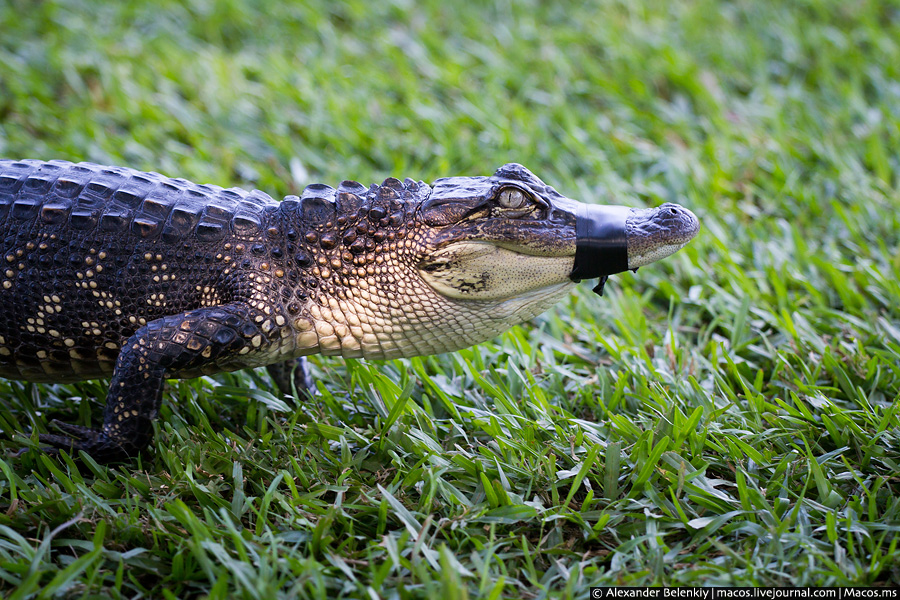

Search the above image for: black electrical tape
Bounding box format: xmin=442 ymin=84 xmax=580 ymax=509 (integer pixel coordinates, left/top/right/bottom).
xmin=570 ymin=204 xmax=631 ymax=281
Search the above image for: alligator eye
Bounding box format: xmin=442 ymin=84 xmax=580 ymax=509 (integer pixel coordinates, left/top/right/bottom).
xmin=497 ymin=187 xmax=528 ymax=209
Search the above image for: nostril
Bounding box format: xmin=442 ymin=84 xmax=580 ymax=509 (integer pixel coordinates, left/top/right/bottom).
xmin=659 ymin=205 xmax=678 ymax=217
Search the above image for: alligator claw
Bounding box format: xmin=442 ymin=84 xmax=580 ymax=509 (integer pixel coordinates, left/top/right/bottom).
xmin=35 ymin=421 xmax=132 ymax=463
xmin=36 ymin=433 xmax=78 ymax=451
xmin=48 ymin=421 xmax=100 ymax=440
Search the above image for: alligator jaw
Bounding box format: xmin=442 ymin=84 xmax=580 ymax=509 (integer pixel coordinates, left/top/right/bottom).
xmin=570 ymin=201 xmax=699 ymax=295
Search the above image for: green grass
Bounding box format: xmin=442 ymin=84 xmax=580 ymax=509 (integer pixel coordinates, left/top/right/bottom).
xmin=1 ymin=0 xmax=899 ymax=596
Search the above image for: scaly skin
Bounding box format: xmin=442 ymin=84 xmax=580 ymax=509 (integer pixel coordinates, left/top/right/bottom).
xmin=0 ymin=159 xmax=698 ymax=462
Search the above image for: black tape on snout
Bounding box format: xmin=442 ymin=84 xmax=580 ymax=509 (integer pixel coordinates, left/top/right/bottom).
xmin=570 ymin=204 xmax=631 ymax=296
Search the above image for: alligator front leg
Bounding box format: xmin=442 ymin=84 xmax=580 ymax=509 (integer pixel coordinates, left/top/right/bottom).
xmin=38 ymin=303 xmax=270 ymax=463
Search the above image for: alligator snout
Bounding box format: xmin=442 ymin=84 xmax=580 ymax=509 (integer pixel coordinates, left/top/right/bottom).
xmin=647 ymin=203 xmax=700 ymax=238
xmin=569 ymin=200 xmax=699 ymax=295
xmin=626 ymin=202 xmax=699 ymax=269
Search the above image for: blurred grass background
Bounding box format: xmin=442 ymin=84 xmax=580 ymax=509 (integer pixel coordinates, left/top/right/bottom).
xmin=1 ymin=0 xmax=899 ymax=596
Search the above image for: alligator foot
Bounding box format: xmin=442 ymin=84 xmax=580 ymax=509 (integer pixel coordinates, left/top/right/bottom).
xmin=37 ymin=421 xmax=132 ymax=463
xmin=266 ymin=357 xmax=315 ymax=399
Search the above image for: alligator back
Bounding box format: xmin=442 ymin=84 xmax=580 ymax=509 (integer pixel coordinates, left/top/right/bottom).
xmin=0 ymin=159 xmax=278 ymax=382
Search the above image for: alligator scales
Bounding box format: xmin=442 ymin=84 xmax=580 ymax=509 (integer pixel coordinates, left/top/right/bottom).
xmin=0 ymin=159 xmax=699 ymax=462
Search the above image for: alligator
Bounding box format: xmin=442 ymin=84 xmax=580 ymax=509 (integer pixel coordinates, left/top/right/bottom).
xmin=0 ymin=159 xmax=699 ymax=462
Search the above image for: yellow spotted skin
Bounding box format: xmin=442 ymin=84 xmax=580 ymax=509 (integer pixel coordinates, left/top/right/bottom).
xmin=0 ymin=159 xmax=590 ymax=462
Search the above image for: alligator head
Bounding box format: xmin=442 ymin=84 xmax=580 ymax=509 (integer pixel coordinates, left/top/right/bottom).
xmin=285 ymin=163 xmax=699 ymax=359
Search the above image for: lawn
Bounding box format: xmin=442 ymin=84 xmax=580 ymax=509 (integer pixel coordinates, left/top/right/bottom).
xmin=1 ymin=0 xmax=899 ymax=597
